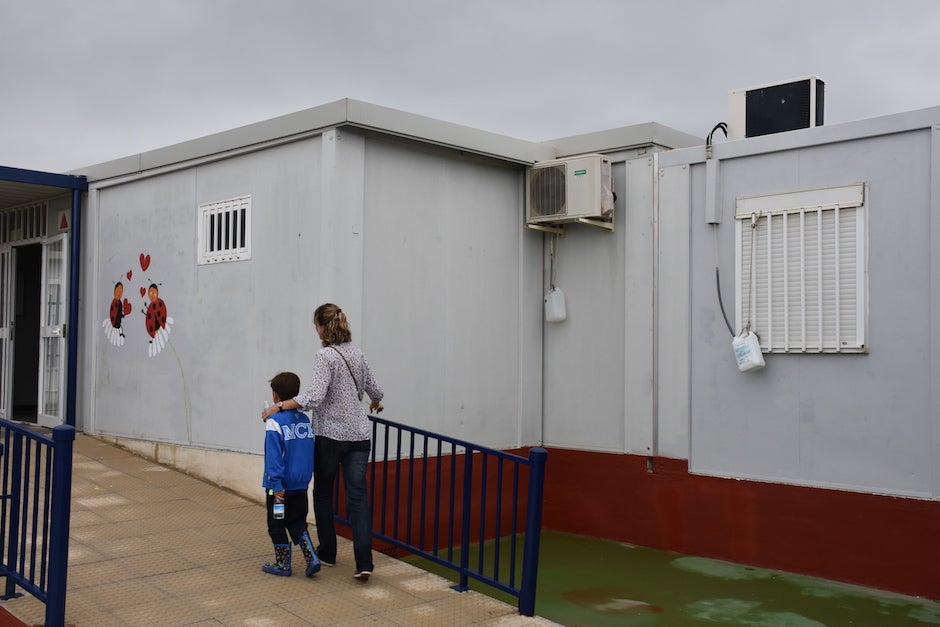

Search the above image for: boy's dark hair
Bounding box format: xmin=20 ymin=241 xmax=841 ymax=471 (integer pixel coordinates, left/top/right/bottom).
xmin=270 ymin=372 xmax=300 ymax=400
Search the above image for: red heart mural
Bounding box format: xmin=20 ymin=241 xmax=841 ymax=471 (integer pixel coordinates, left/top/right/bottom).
xmin=139 ymin=253 xmax=151 ymax=272
xmin=126 ymin=270 xmax=133 ymax=280
xmin=140 ymin=286 xmax=146 ymax=297
xmin=123 ymin=299 xmax=132 ymax=315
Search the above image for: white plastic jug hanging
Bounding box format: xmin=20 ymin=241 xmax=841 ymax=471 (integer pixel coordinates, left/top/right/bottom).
xmin=544 ymin=287 xmax=567 ymax=323
xmin=732 ymin=328 xmax=765 ymax=372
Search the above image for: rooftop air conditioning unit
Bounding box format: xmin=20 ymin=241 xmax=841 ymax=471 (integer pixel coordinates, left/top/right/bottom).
xmin=526 ymin=154 xmax=614 ymax=226
xmin=727 ymin=75 xmax=825 ymax=140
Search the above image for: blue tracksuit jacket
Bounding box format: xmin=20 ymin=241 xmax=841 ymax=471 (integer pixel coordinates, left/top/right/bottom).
xmin=262 ymin=409 xmax=314 ymax=493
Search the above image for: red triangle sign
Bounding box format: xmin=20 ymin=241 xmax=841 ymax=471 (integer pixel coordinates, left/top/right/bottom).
xmin=59 ymin=213 xmax=69 ymax=230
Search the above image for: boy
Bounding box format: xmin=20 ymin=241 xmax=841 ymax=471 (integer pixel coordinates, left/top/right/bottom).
xmin=261 ymin=371 xmax=321 ymax=576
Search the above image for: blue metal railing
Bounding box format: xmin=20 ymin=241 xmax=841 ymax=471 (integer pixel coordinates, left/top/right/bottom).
xmin=334 ymin=415 xmax=547 ymax=616
xmin=0 ymin=420 xmax=74 ymax=627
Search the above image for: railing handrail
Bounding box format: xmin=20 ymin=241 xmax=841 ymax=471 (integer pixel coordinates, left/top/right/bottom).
xmin=368 ymin=415 xmax=532 ymax=464
xmin=334 ymin=415 xmax=547 ymax=616
xmin=0 ymin=419 xmax=57 ymax=443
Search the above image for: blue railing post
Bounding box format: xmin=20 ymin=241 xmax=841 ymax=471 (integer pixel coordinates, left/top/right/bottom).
xmin=452 ymin=447 xmax=473 ymax=592
xmin=518 ymin=447 xmax=547 ymax=616
xmin=2 ymin=433 xmax=23 ymax=600
xmin=45 ymin=425 xmax=74 ymax=627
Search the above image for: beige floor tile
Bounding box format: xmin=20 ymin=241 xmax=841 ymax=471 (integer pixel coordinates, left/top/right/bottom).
xmin=479 ymin=615 xmax=559 ymax=626
xmin=82 ymin=501 xmax=169 ymax=524
xmin=120 ymin=549 xmax=200 ymax=577
xmin=188 ymin=584 xmax=270 ymax=616
xmin=395 ymin=571 xmax=465 ymax=601
xmin=329 ymin=582 xmax=426 ymax=615
xmin=68 ymin=558 xmax=141 ymax=589
xmin=278 ymin=593 xmax=372 ymax=625
xmin=67 ymin=539 xmax=109 ymax=565
xmin=68 ymin=507 xmax=108 ymax=527
xmin=73 ymin=493 xmax=134 ymax=509
xmin=71 ymin=518 xmax=152 ymax=542
xmin=148 ymin=526 xmax=215 ymax=544
xmin=382 ymin=600 xmax=483 ymax=626
xmin=70 ymin=478 xmax=105 ymax=497
xmin=95 ymin=532 xmax=176 ymax=558
xmin=147 ymin=565 xmax=246 ymax=596
xmin=80 ymin=578 xmax=172 ymax=609
xmin=87 ymin=472 xmax=153 ymax=490
xmin=71 ymin=459 xmax=111 ymax=473
xmin=111 ymin=596 xmax=214 ymax=627
xmin=217 ymin=604 xmax=316 ymax=627
xmin=59 ymin=593 xmax=127 ymax=627
xmin=398 ymin=590 xmax=524 ymax=623
xmin=175 ymin=486 xmax=254 ymax=508
xmin=204 ymin=560 xmax=265 ymax=587
xmin=336 ymin=614 xmax=407 ymax=626
xmin=122 ymin=485 xmax=190 ymax=503
xmin=192 ymin=542 xmax=263 ymax=566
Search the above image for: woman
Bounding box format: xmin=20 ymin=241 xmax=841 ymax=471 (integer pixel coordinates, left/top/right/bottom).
xmin=262 ymin=303 xmax=384 ymax=580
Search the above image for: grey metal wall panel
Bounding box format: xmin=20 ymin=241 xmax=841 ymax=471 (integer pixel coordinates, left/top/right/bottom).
xmin=360 ymin=136 xmax=529 ymax=448
xmin=656 ymin=163 xmax=692 ymax=458
xmin=685 ymin=127 xmax=937 ymax=497
xmin=540 ymin=159 xmax=650 ymax=453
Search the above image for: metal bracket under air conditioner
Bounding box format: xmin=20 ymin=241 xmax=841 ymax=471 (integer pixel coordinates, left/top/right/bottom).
xmin=525 ymin=223 xmax=565 ymax=236
xmin=576 ymin=217 xmax=614 ymax=231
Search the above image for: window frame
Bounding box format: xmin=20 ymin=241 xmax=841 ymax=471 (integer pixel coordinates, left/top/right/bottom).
xmin=197 ymin=195 xmax=252 ymax=265
xmin=734 ymin=183 xmax=868 ymax=354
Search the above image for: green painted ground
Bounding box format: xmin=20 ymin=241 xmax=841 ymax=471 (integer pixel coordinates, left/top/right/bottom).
xmin=402 ymin=530 xmax=940 ymax=626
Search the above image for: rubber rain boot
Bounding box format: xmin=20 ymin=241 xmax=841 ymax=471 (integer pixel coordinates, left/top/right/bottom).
xmin=262 ymin=543 xmax=292 ymax=576
xmin=297 ymin=531 xmax=321 ymax=576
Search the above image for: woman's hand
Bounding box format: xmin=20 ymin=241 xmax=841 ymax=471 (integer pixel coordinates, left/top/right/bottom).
xmin=261 ymin=405 xmax=277 ymax=422
xmin=369 ymin=400 xmax=383 ymax=413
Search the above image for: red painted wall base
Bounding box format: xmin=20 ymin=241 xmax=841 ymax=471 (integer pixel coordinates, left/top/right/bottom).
xmin=534 ymin=447 xmax=940 ymax=600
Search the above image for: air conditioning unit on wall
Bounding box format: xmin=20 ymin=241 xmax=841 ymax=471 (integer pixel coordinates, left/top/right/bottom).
xmin=526 ymin=154 xmax=614 ymax=228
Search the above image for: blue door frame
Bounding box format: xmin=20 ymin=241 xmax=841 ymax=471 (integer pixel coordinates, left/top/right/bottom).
xmin=0 ymin=166 xmax=87 ymax=428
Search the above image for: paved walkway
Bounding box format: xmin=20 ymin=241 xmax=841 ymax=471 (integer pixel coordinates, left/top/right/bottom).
xmin=0 ymin=434 xmax=557 ymax=626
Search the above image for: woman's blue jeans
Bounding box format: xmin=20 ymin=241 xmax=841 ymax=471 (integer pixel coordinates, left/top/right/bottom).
xmin=312 ymin=436 xmax=374 ymax=572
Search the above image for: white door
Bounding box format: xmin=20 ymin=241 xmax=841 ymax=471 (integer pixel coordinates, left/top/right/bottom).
xmin=37 ymin=234 xmax=68 ymax=427
xmin=0 ymin=244 xmax=11 ymax=420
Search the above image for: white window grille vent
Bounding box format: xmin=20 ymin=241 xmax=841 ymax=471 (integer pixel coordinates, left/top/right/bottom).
xmin=735 ymin=183 xmax=867 ymax=353
xmin=0 ymin=202 xmax=47 ymax=244
xmin=198 ymin=195 xmax=252 ymax=264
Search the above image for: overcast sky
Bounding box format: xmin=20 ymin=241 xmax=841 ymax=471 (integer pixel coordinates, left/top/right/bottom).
xmin=2 ymin=0 xmax=939 ymax=173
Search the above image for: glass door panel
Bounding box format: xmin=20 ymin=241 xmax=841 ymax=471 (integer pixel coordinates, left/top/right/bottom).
xmin=37 ymin=235 xmax=67 ymax=427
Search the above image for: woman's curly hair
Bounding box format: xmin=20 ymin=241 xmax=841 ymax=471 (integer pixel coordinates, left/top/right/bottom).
xmin=314 ymin=303 xmax=352 ymax=347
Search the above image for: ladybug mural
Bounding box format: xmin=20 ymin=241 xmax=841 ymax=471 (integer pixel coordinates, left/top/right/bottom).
xmin=102 ymin=280 xmax=132 ymax=347
xmin=142 ymin=283 xmax=174 ymax=357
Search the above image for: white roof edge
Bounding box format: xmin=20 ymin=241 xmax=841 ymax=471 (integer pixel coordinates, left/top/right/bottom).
xmin=343 ymin=100 xmax=555 ymax=164
xmin=658 ymin=104 xmax=940 ymax=168
xmin=73 ymin=99 xmax=350 ymax=181
xmin=542 ymin=121 xmax=701 ymax=159
xmin=73 ymin=98 xmax=563 ymax=182
xmin=71 ymin=98 xmax=704 ymax=183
